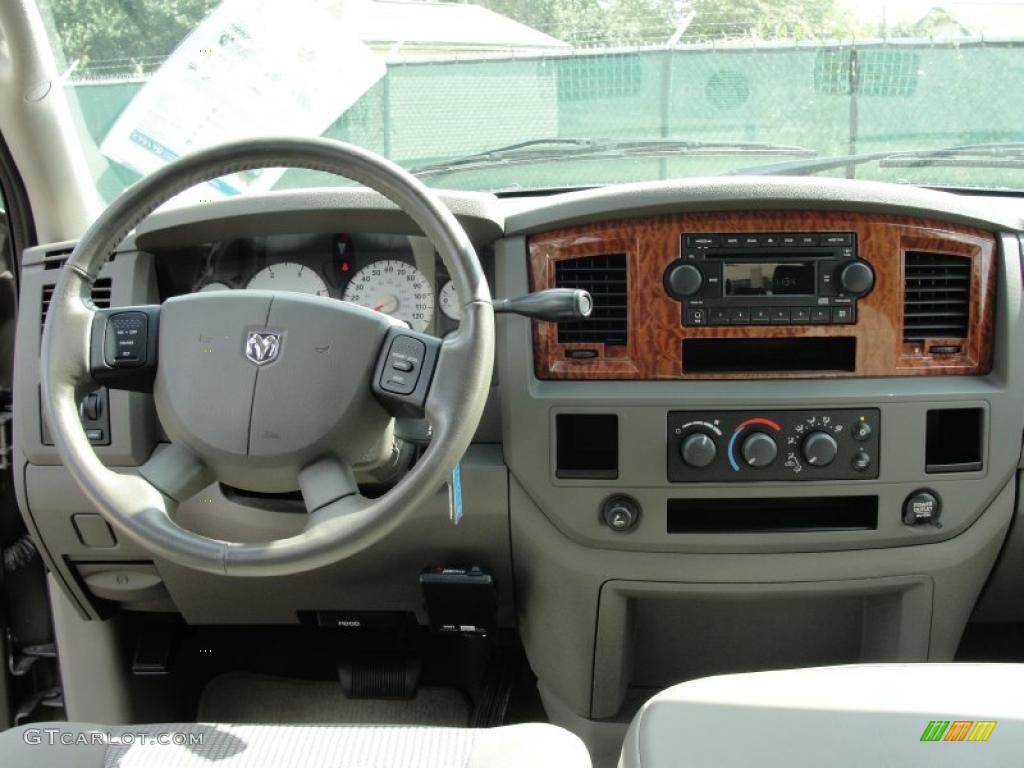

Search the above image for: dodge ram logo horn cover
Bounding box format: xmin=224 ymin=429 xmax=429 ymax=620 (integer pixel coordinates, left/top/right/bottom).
xmin=245 ymin=331 xmax=281 ymax=366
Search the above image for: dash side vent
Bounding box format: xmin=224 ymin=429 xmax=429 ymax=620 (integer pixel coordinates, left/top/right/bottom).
xmin=554 ymin=253 xmax=627 ymax=346
xmin=41 ymin=278 xmax=113 ymax=333
xmin=903 ymin=251 xmax=970 ymax=341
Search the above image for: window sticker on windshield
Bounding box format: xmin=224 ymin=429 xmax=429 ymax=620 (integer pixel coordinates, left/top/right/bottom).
xmin=99 ymin=0 xmax=385 ymax=204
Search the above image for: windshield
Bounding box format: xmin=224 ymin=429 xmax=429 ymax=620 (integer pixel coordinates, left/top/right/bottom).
xmin=38 ymin=0 xmax=1024 ymax=202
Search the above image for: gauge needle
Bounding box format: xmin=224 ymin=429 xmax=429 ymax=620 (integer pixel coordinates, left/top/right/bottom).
xmin=372 ymin=295 xmax=399 ymax=314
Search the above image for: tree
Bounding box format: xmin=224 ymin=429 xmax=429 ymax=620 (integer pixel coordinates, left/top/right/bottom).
xmin=44 ymin=0 xmax=219 ymax=75
xmin=684 ymin=0 xmax=859 ymax=42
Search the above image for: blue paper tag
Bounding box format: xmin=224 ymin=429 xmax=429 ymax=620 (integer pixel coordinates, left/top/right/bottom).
xmin=449 ymin=462 xmax=463 ymax=525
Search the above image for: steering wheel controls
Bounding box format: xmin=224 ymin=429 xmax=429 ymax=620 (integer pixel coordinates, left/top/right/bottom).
xmin=380 ymin=336 xmax=427 ymax=395
xmin=372 ymin=328 xmax=442 ymax=417
xmin=103 ymin=311 xmax=149 ymax=366
xmin=89 ymin=305 xmax=162 ymax=391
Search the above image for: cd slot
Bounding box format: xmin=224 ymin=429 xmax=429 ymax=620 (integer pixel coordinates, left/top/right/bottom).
xmin=667 ymin=496 xmax=878 ymax=533
xmin=683 ymin=337 xmax=855 ymax=373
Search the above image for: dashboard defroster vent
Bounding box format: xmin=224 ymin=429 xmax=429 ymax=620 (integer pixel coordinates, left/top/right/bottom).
xmin=903 ymin=252 xmax=970 ymax=341
xmin=554 ymin=253 xmax=627 ymax=345
xmin=41 ymin=278 xmax=113 ymax=333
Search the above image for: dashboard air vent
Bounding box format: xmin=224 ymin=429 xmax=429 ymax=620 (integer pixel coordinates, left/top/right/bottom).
xmin=903 ymin=252 xmax=970 ymax=341
xmin=43 ymin=247 xmax=74 ymax=270
xmin=555 ymin=253 xmax=627 ymax=345
xmin=41 ymin=278 xmax=113 ymax=333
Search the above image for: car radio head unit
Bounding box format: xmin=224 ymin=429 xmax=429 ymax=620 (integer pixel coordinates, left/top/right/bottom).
xmin=663 ymin=232 xmax=875 ymax=327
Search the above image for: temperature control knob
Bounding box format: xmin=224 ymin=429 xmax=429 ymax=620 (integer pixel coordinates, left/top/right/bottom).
xmin=839 ymin=261 xmax=875 ymax=296
xmin=681 ymin=432 xmax=717 ymax=468
xmin=741 ymin=431 xmax=778 ymax=468
xmin=664 ymin=263 xmax=704 ymax=299
xmin=801 ymin=430 xmax=839 ymax=467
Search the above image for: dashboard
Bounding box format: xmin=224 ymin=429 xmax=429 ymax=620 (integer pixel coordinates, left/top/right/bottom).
xmin=11 ymin=178 xmax=1024 ymax=731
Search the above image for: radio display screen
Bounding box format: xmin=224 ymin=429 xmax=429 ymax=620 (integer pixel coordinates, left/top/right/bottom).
xmin=723 ymin=261 xmax=815 ymax=296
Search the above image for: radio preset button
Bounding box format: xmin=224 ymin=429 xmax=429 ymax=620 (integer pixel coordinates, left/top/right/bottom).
xmin=770 ymin=308 xmax=790 ymax=324
xmin=791 ymin=308 xmax=811 ymax=323
xmin=710 ymin=308 xmax=731 ymax=324
xmin=730 ymin=308 xmax=750 ymax=324
xmin=811 ymin=308 xmax=831 ymax=323
xmin=751 ymin=308 xmax=771 ymax=324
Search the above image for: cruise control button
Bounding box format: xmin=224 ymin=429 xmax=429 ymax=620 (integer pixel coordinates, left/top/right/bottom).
xmin=103 ymin=311 xmax=149 ymax=368
xmin=380 ymin=336 xmax=425 ymax=395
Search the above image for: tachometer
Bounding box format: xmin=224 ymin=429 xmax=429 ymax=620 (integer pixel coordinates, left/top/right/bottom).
xmin=342 ymin=260 xmax=434 ymax=332
xmin=246 ymin=262 xmax=329 ymax=296
xmin=438 ymin=280 xmax=462 ymax=321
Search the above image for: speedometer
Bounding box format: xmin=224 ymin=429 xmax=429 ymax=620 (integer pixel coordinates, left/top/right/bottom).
xmin=246 ymin=262 xmax=329 ymax=296
xmin=342 ymin=260 xmax=434 ymax=332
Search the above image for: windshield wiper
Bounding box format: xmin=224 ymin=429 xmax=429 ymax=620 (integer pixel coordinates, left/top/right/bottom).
xmin=728 ymin=142 xmax=1024 ymax=177
xmin=410 ymin=138 xmax=817 ymax=179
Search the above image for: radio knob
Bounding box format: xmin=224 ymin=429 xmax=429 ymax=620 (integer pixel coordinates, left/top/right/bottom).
xmin=664 ymin=263 xmax=704 ymax=299
xmin=741 ymin=431 xmax=778 ymax=468
xmin=801 ymin=430 xmax=839 ymax=467
xmin=839 ymin=261 xmax=875 ymax=296
xmin=681 ymin=432 xmax=717 ymax=468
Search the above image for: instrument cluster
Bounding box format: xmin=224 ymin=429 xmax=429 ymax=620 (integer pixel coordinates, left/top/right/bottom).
xmin=177 ymin=231 xmax=463 ymax=334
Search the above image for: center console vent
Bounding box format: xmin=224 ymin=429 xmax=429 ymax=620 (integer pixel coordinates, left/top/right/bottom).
xmin=41 ymin=278 xmax=113 ymax=332
xmin=554 ymin=253 xmax=627 ymax=345
xmin=903 ymin=252 xmax=970 ymax=341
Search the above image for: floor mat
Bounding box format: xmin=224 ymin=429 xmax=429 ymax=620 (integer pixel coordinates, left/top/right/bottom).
xmin=198 ymin=672 xmax=470 ymax=726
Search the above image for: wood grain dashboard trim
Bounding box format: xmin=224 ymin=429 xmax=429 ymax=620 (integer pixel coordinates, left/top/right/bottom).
xmin=529 ymin=212 xmax=996 ymax=380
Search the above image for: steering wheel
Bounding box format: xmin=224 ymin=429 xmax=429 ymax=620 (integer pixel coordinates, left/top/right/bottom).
xmin=40 ymin=138 xmax=494 ymax=577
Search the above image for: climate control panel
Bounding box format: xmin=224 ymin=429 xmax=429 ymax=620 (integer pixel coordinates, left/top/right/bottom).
xmin=667 ymin=409 xmax=880 ymax=482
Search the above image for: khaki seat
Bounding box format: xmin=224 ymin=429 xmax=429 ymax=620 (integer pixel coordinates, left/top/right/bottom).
xmin=0 ymin=721 xmax=591 ymax=768
xmin=620 ymin=663 xmax=1024 ymax=768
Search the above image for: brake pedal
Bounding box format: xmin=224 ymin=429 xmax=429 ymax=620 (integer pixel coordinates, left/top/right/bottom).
xmin=337 ymin=655 xmax=421 ymax=699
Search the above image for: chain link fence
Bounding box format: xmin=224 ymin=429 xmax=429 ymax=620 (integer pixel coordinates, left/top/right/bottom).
xmin=68 ymin=38 xmax=1024 ymax=198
